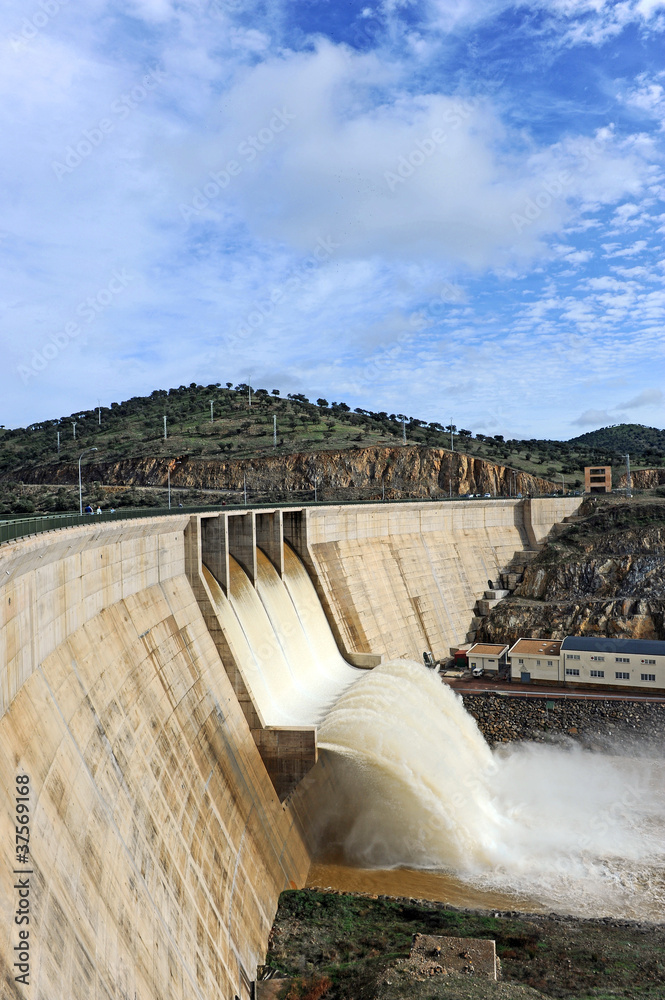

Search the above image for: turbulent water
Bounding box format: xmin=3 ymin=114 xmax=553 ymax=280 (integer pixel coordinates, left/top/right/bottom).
xmin=208 ymin=545 xmax=665 ymax=920
xmin=315 ymin=660 xmax=665 ymax=920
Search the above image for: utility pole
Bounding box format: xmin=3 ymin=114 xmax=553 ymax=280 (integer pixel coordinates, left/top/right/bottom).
xmin=382 ymin=480 xmax=385 ymax=502
xmin=450 ymin=419 xmax=454 ymax=453
xmin=625 ymin=453 xmax=632 ymax=496
xmin=560 ymin=473 xmax=565 ymax=495
xmin=163 ymin=415 xmax=167 ymax=440
xmin=273 ymin=414 xmax=277 ymax=448
xmin=243 ymin=472 xmax=247 ymax=505
xmin=314 ymin=474 xmax=318 ymax=503
xmin=72 ymin=421 xmax=77 ymax=440
xmin=248 ymin=376 xmax=252 ymax=410
xmin=57 ymin=431 xmax=60 ymax=454
xmin=209 ymin=400 xmax=214 ymax=424
xmin=402 ymin=416 xmax=406 ymax=445
xmin=97 ymin=403 xmax=101 ymax=426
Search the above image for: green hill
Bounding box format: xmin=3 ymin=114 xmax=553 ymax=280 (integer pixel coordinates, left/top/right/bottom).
xmin=0 ymin=383 xmax=663 ymax=516
xmin=569 ymin=423 xmax=665 ymax=458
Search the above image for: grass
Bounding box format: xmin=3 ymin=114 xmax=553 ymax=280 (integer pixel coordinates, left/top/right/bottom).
xmin=264 ymin=890 xmax=665 ymax=999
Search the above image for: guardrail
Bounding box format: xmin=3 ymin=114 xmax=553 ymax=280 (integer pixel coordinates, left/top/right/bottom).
xmin=0 ymin=491 xmax=580 ymax=547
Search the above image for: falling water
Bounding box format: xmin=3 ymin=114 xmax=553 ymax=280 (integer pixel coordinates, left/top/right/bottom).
xmin=315 ymin=660 xmax=665 ymax=919
xmin=203 ymin=544 xmax=358 ymax=725
xmin=207 ymin=546 xmax=665 ymax=919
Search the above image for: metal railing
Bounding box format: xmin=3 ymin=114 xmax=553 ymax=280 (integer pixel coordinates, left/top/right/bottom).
xmin=0 ymin=490 xmax=581 ymax=547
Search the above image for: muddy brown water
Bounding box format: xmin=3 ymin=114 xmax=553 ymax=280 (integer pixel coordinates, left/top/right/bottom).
xmin=307 ymin=861 xmax=541 ymax=912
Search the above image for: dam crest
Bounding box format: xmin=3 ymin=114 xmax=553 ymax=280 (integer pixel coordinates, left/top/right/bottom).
xmin=0 ymin=498 xmax=578 ymax=999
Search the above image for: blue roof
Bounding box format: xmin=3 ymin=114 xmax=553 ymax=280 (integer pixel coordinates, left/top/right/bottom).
xmin=561 ymin=636 xmax=665 ymax=656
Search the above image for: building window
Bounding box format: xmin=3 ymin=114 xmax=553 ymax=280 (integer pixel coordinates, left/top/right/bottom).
xmin=615 ymin=672 xmax=630 ymax=680
xmin=518 ymin=658 xmax=524 ymax=665
xmin=536 ymin=659 xmax=541 ymax=665
xmin=488 ymin=659 xmax=495 ymax=663
xmin=547 ymin=660 xmax=553 ymax=666
xmin=641 ymin=658 xmax=656 ymax=665
xmin=567 ymin=654 xmax=580 ymax=661
xmin=590 ymin=655 xmax=605 ymax=662
xmin=641 ymin=673 xmax=656 ymax=682
xmin=590 ymin=670 xmax=605 ymax=678
xmin=566 ymin=668 xmax=580 ymax=676
xmin=615 ymin=657 xmax=630 ymax=663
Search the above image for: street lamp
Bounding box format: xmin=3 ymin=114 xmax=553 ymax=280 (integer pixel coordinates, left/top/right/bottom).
xmin=78 ymin=447 xmax=98 ymax=514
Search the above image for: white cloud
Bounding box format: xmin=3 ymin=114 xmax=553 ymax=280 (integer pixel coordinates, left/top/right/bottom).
xmin=572 ymin=408 xmax=613 ymax=426
xmin=619 ymin=387 xmax=664 ymax=408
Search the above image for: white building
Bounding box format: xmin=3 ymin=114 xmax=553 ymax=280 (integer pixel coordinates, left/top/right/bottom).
xmin=508 ymin=638 xmax=563 ymax=683
xmin=560 ymin=636 xmax=665 ymax=691
xmin=466 ymin=642 xmax=509 ymax=675
xmin=506 ymin=636 xmax=665 ymax=692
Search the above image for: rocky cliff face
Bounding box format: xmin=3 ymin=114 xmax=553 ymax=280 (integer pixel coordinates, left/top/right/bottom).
xmin=619 ymin=468 xmax=665 ymax=489
xmin=477 ymin=500 xmax=665 ymax=643
xmin=12 ymin=446 xmax=555 ymax=498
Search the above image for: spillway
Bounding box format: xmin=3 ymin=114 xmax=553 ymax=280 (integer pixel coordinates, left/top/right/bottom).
xmin=201 ymin=540 xmax=665 ymax=921
xmin=203 ymin=544 xmax=359 ymax=726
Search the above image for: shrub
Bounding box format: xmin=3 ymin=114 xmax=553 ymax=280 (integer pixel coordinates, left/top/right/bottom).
xmin=279 ymin=973 xmax=332 ymax=1000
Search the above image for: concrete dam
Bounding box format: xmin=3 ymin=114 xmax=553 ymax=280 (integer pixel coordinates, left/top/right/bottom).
xmin=0 ymin=497 xmax=582 ymax=999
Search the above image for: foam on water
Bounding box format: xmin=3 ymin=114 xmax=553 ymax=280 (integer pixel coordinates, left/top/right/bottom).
xmin=203 ymin=544 xmax=358 ymax=725
xmin=317 ymin=660 xmax=665 ymax=919
xmin=206 ymin=545 xmax=664 ymax=918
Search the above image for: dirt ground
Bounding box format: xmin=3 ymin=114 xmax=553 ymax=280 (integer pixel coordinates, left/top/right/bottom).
xmin=262 ymin=889 xmax=665 ymax=999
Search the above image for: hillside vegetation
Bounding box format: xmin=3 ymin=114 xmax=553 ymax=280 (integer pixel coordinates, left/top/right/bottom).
xmin=0 ymin=384 xmax=662 ymax=516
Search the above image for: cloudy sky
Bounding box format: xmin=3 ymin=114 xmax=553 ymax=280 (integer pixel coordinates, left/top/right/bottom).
xmin=2 ymin=0 xmax=664 ymax=437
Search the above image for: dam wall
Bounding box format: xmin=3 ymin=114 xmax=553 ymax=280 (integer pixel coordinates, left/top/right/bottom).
xmin=0 ymin=517 xmax=309 ymax=1000
xmin=297 ymin=497 xmax=581 ymax=660
xmin=0 ymin=497 xmax=580 ymax=999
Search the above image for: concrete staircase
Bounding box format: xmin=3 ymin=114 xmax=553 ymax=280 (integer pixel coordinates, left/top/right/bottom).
xmin=465 ymin=548 xmax=541 ymax=642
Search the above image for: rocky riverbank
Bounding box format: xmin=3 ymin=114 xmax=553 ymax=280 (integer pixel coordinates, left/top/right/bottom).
xmin=460 ymin=691 xmax=665 ymax=749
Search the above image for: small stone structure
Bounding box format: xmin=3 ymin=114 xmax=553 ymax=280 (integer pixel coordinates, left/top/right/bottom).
xmin=409 ymin=932 xmax=498 ymax=980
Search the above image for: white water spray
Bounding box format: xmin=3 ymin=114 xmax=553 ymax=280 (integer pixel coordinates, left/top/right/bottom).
xmin=208 ymin=545 xmax=665 ymax=918
xmin=316 ymin=660 xmax=665 ymax=919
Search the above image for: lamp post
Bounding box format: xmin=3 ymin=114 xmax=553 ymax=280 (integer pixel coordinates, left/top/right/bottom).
xmin=78 ymin=447 xmax=98 ymax=514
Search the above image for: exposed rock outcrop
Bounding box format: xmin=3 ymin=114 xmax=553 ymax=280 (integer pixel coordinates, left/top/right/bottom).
xmin=619 ymin=468 xmax=665 ymax=489
xmin=9 ymin=446 xmax=555 ymax=498
xmin=477 ymin=500 xmax=665 ymax=643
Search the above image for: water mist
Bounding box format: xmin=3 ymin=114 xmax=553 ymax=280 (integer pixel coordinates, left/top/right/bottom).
xmin=315 ymin=660 xmax=665 ymax=919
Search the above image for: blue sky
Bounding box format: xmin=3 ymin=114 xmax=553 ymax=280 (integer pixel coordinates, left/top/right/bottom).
xmin=2 ymin=0 xmax=664 ymax=438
